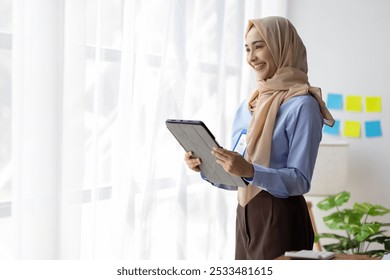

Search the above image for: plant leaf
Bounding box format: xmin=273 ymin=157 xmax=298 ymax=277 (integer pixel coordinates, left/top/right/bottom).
xmin=323 ymin=243 xmax=347 ymax=253
xmin=358 ymin=250 xmax=390 ymax=258
xmin=354 ymin=223 xmax=381 ymax=242
xmin=317 ymin=197 xmax=336 ymax=211
xmin=353 ymin=202 xmax=372 ymax=214
xmin=334 ymin=191 xmax=350 ymax=207
xmin=317 ymin=191 xmax=350 ymax=211
xmin=346 ymin=224 xmax=361 ymax=235
xmin=365 ymin=231 xmax=387 ymax=242
xmin=323 ymin=212 xmax=345 ymax=230
xmin=369 ymin=204 xmax=390 ymax=216
xmin=323 ymin=209 xmax=363 ymax=230
xmin=315 ymin=233 xmax=348 ymax=242
xmin=385 ymin=240 xmax=390 ymax=250
xmin=354 ymin=203 xmax=390 ymax=216
xmin=342 ymin=209 xmax=364 ymax=225
xmin=316 ymin=192 xmax=390 ymax=256
xmin=323 ymin=239 xmax=359 ymax=252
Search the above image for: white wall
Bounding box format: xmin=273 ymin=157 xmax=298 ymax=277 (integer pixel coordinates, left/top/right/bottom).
xmin=287 ymin=0 xmax=390 ymax=237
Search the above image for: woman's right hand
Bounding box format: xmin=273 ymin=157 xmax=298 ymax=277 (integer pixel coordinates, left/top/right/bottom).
xmin=184 ymin=151 xmax=201 ymax=172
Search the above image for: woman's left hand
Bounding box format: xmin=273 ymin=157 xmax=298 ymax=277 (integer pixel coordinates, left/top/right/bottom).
xmin=211 ymin=147 xmax=254 ymax=178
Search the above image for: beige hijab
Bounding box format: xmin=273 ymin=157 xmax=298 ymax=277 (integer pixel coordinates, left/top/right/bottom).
xmin=237 ymin=17 xmax=335 ymax=207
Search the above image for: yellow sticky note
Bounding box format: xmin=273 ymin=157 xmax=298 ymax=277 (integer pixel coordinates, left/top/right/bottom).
xmin=344 ymin=121 xmax=361 ymax=138
xmin=346 ymin=96 xmax=362 ymax=112
xmin=366 ymin=96 xmax=382 ymax=112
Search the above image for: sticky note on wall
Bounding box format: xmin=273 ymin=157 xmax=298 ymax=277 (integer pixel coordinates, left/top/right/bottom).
xmin=326 ymin=93 xmax=343 ymax=110
xmin=346 ymin=96 xmax=363 ymax=112
xmin=365 ymin=120 xmax=382 ymax=137
xmin=344 ymin=121 xmax=361 ymax=137
xmin=366 ymin=96 xmax=382 ymax=112
xmin=323 ymin=120 xmax=340 ymax=135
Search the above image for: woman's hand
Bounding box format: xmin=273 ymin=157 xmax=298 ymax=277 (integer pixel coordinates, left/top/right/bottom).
xmin=211 ymin=147 xmax=254 ymax=178
xmin=184 ymin=151 xmax=201 ymax=172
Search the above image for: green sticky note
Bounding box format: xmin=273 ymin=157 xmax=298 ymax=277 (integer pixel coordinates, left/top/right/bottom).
xmin=346 ymin=96 xmax=362 ymax=112
xmin=366 ymin=96 xmax=382 ymax=112
xmin=344 ymin=121 xmax=361 ymax=138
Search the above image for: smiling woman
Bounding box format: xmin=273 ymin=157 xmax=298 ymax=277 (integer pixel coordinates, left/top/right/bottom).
xmin=184 ymin=16 xmax=335 ymax=260
xmin=7 ymin=0 xmax=389 ymax=262
xmin=245 ymin=27 xmax=277 ymax=81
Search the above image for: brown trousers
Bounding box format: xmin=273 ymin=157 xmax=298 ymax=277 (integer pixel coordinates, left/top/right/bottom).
xmin=235 ymin=191 xmax=314 ymax=260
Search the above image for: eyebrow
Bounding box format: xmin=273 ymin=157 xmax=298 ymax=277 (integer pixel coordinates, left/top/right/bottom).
xmin=244 ymin=40 xmax=265 ymax=47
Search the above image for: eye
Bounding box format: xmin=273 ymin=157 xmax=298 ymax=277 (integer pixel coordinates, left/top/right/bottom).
xmin=255 ymin=44 xmax=264 ymax=49
xmin=245 ymin=47 xmax=250 ymax=52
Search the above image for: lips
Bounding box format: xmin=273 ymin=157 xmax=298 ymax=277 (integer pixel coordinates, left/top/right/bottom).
xmin=252 ymin=62 xmax=265 ymax=70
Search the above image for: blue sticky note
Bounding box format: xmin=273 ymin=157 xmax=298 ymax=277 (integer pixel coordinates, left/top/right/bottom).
xmin=323 ymin=120 xmax=340 ymax=135
xmin=326 ymin=93 xmax=343 ymax=110
xmin=365 ymin=121 xmax=382 ymax=138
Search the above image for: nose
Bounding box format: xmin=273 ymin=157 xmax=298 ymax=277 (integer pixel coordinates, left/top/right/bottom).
xmin=249 ymin=51 xmax=256 ymax=62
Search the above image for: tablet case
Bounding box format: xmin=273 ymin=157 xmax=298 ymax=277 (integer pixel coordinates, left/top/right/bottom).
xmin=166 ymin=119 xmax=247 ymax=187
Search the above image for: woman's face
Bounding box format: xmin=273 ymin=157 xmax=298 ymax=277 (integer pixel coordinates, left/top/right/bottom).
xmin=245 ymin=27 xmax=277 ymax=81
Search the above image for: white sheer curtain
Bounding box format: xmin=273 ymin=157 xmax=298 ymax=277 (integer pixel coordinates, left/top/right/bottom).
xmin=107 ymin=0 xmax=250 ymax=260
xmin=9 ymin=0 xmax=287 ymax=259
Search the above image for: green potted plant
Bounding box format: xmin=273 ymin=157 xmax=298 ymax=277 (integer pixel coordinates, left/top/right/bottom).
xmin=315 ymin=191 xmax=390 ymax=257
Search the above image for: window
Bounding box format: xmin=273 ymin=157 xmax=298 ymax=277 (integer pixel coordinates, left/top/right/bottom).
xmin=1 ymin=0 xmax=255 ymax=260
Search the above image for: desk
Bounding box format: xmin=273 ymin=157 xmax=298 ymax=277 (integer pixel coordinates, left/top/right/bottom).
xmin=276 ymin=253 xmax=379 ymax=260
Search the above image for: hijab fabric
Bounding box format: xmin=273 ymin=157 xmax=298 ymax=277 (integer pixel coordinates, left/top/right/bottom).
xmin=237 ymin=17 xmax=335 ymax=207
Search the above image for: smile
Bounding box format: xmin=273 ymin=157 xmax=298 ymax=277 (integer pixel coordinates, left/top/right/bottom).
xmin=253 ymin=63 xmax=265 ymax=70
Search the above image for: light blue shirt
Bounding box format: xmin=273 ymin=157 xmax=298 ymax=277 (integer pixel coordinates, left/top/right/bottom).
xmin=202 ymin=95 xmax=323 ymax=198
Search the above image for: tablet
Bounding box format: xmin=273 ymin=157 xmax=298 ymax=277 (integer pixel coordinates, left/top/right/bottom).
xmin=166 ymin=119 xmax=247 ymax=187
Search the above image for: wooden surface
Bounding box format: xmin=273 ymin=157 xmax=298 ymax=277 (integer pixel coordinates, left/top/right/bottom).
xmin=276 ymin=253 xmax=379 ymax=260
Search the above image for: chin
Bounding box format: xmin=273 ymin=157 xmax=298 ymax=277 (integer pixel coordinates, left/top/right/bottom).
xmin=255 ymin=68 xmax=275 ymax=81
xmin=255 ymin=71 xmax=267 ymax=81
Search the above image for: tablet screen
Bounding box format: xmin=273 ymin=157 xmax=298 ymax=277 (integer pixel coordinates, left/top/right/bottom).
xmin=166 ymin=119 xmax=247 ymax=187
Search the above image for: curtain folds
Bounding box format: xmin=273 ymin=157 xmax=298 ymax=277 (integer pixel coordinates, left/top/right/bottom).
xmin=10 ymin=0 xmax=287 ymax=260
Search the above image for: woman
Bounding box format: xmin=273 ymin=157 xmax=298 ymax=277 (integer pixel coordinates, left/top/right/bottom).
xmin=184 ymin=16 xmax=334 ymax=260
